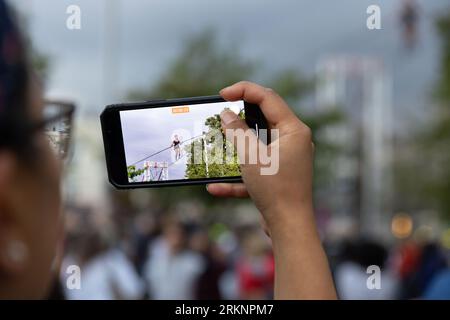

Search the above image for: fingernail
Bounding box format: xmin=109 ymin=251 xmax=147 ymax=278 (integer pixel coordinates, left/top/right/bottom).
xmin=220 ymin=110 xmax=238 ymax=125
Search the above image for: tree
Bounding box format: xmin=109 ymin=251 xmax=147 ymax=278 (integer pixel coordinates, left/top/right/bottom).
xmin=435 ymin=13 xmax=450 ymax=103
xmin=127 ymin=165 xmax=146 ymax=182
xmin=184 ymin=109 xmax=244 ymax=179
xmin=420 ymin=11 xmax=450 ymax=220
xmin=394 ymin=9 xmax=450 ymax=221
xmin=128 ymin=30 xmax=255 ymax=100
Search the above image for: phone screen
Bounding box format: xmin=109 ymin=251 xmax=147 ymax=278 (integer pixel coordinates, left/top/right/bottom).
xmin=119 ymin=100 xmax=245 ymax=183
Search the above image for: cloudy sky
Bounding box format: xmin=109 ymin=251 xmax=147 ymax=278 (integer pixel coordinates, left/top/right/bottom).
xmin=9 ymin=0 xmax=449 ymax=123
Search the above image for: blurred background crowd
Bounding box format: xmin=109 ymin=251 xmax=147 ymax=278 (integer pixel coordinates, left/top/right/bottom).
xmin=8 ymin=0 xmax=450 ymax=299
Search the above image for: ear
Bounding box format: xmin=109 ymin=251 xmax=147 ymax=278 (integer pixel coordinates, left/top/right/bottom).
xmin=0 ymin=151 xmax=29 ymax=275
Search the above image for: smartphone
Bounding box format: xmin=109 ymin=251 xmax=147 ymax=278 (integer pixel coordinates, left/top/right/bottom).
xmin=100 ymin=95 xmax=268 ymax=189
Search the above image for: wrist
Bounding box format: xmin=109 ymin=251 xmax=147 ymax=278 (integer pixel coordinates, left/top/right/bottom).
xmin=264 ymin=203 xmax=319 ymax=244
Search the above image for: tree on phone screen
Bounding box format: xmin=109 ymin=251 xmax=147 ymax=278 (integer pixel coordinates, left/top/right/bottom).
xmin=184 ymin=109 xmax=244 ymax=179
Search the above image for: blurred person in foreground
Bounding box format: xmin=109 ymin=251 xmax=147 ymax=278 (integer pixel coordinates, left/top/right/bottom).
xmin=61 ymin=227 xmax=144 ymax=300
xmin=334 ymin=239 xmax=397 ymax=299
xmin=395 ymin=241 xmax=448 ymax=299
xmin=190 ymin=226 xmax=227 ymax=300
xmin=143 ymin=219 xmax=205 ymax=299
xmin=423 ymin=268 xmax=450 ymax=299
xmin=132 ymin=212 xmax=158 ymax=276
xmin=235 ymin=226 xmax=274 ymax=299
xmin=0 ymin=0 xmax=64 ymax=299
xmin=0 ymin=0 xmax=336 ymax=299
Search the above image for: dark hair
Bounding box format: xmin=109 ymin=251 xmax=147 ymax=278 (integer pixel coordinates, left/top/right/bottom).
xmin=0 ymin=0 xmax=32 ymax=157
xmin=340 ymin=238 xmax=388 ymax=269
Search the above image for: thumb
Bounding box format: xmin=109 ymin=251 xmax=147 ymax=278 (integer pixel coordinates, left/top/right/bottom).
xmin=220 ymin=110 xmax=259 ymax=170
xmin=220 ymin=109 xmax=249 ymax=131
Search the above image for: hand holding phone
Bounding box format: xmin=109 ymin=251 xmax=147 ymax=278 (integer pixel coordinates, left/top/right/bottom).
xmin=207 ymin=81 xmax=337 ymax=300
xmin=100 ymin=81 xmax=336 ymax=299
xmin=208 ymin=82 xmax=315 ymax=227
xmin=100 ymin=95 xmax=268 ymax=188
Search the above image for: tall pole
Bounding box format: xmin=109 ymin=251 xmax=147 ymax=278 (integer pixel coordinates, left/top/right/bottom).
xmin=103 ymin=0 xmax=120 ymax=105
xmin=203 ymin=132 xmax=209 ymax=178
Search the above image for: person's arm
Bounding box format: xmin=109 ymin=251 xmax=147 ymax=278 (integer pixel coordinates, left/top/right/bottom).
xmin=207 ymin=81 xmax=337 ymax=299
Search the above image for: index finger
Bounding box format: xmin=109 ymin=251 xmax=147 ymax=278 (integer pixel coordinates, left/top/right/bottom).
xmin=206 ymin=183 xmax=249 ymax=198
xmin=219 ymin=81 xmax=298 ymax=127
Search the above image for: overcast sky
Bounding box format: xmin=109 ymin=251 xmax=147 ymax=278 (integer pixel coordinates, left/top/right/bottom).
xmin=8 ymin=0 xmax=449 ymax=122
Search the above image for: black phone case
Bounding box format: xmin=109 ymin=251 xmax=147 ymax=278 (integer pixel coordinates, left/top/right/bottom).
xmin=100 ymin=95 xmax=267 ymax=189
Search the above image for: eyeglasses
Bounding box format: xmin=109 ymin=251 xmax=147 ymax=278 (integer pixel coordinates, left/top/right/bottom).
xmin=34 ymin=100 xmax=75 ymax=160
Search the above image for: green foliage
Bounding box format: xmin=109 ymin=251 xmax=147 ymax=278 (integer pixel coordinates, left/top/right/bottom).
xmin=306 ymin=109 xmax=345 ymax=190
xmin=32 ymin=52 xmax=50 ymax=80
xmin=184 ymin=110 xmax=244 ymax=180
xmin=127 ymin=165 xmax=145 ymax=182
xmin=435 ymin=13 xmax=450 ymax=102
xmin=268 ymin=69 xmax=313 ymax=103
xmin=398 ymin=10 xmax=450 ymax=221
xmin=129 ymin=30 xmax=255 ymax=100
xmin=423 ymin=11 xmax=450 ymax=220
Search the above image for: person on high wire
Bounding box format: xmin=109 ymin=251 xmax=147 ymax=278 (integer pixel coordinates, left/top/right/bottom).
xmin=172 ymin=134 xmax=181 ymax=161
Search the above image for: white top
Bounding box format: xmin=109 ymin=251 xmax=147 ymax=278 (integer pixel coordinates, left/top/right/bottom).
xmin=61 ymin=248 xmax=145 ymax=300
xmin=143 ymin=238 xmax=205 ymax=300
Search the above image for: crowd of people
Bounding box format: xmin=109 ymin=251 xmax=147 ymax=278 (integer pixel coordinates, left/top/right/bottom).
xmin=327 ymin=237 xmax=450 ymax=299
xmin=56 ymin=205 xmax=275 ymax=300
xmin=52 ymin=203 xmax=450 ymax=300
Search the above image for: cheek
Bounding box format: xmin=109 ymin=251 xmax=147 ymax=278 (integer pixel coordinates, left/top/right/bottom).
xmin=17 ymin=170 xmax=62 ymax=298
xmin=43 ymin=151 xmax=62 ymax=212
xmin=34 ymin=136 xmax=63 ymax=208
xmin=38 ymin=147 xmax=63 ymax=242
xmin=25 ymin=142 xmax=63 ymax=280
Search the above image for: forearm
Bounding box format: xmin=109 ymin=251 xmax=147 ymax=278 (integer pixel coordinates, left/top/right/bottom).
xmin=269 ymin=207 xmax=337 ymax=300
